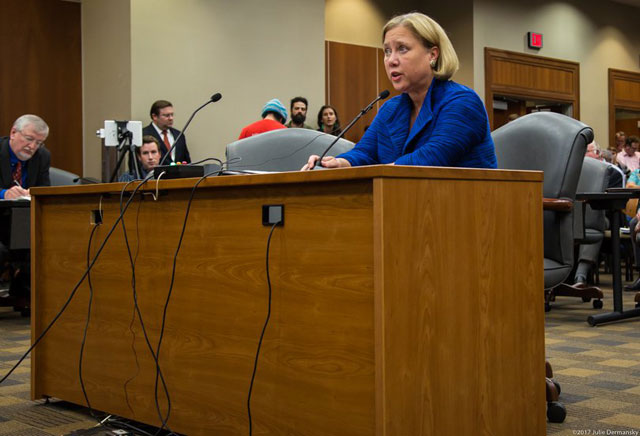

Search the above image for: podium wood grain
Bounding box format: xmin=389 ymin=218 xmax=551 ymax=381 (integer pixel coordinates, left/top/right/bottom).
xmin=30 ymin=166 xmax=545 ymax=435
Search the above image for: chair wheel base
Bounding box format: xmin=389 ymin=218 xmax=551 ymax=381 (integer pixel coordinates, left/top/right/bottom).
xmin=547 ymin=401 xmax=566 ymax=423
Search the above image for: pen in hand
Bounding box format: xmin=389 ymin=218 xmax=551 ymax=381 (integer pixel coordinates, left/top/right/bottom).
xmin=7 ymin=180 xmax=29 ymax=199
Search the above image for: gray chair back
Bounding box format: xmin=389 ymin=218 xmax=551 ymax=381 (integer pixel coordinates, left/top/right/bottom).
xmin=49 ymin=167 xmax=80 ymax=186
xmin=226 ymin=128 xmax=354 ymax=172
xmin=577 ymin=158 xmax=609 ymax=239
xmin=493 ymin=112 xmax=593 ymax=289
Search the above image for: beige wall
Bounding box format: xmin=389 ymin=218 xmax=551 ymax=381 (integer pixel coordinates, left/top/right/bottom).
xmin=325 ymin=0 xmax=386 ymax=47
xmin=129 ymin=0 xmax=325 ymax=167
xmin=325 ymin=0 xmax=474 ymax=87
xmin=82 ymin=0 xmax=132 ymax=178
xmin=473 ymin=0 xmax=640 ymax=141
xmin=82 ymin=0 xmax=325 ymax=177
xmin=82 ymin=0 xmax=640 ymax=175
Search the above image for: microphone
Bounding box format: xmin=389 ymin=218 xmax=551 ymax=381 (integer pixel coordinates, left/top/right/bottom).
xmin=158 ymin=92 xmax=223 ymax=167
xmin=313 ymin=90 xmax=390 ymax=169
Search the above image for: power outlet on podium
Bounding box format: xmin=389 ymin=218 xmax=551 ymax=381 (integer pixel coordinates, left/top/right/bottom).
xmin=91 ymin=210 xmax=103 ymax=225
xmin=262 ymin=205 xmax=284 ymax=226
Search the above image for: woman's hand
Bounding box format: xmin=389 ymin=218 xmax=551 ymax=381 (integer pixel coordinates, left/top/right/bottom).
xmin=301 ymin=155 xmax=351 ymax=171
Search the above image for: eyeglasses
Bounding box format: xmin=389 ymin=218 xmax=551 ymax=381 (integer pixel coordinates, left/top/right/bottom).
xmin=18 ymin=130 xmax=45 ymax=148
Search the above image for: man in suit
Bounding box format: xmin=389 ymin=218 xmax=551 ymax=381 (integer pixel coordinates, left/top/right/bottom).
xmin=142 ymin=100 xmax=191 ymax=164
xmin=119 ymin=135 xmax=162 ymax=181
xmin=0 ymin=114 xmax=51 ymax=199
xmin=0 ymin=114 xmax=51 ymax=309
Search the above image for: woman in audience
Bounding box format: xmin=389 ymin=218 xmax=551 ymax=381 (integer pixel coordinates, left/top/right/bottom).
xmin=302 ymin=12 xmax=496 ymax=170
xmin=317 ymin=105 xmax=341 ymax=136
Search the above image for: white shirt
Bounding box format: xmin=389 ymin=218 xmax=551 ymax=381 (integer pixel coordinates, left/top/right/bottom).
xmin=152 ymin=122 xmax=176 ymax=162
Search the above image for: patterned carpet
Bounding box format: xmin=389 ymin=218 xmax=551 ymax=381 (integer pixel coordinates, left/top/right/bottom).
xmin=0 ymin=308 xmax=97 ymax=435
xmin=546 ymin=275 xmax=640 ymax=436
xmin=1 ymin=274 xmax=640 ymax=435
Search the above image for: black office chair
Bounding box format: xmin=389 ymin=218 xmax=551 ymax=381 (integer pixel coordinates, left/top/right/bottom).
xmin=226 ymin=128 xmax=354 ymax=172
xmin=493 ymin=111 xmax=593 ymax=424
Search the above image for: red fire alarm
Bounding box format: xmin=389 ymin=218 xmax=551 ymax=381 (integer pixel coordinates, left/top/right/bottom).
xmin=528 ymin=32 xmax=543 ymax=49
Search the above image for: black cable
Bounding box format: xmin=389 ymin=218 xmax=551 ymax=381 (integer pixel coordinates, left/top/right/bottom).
xmin=0 ymin=173 xmax=154 ymax=386
xmin=123 ymin=195 xmax=145 ymax=417
xmin=188 ymin=157 xmax=224 ymax=167
xmin=247 ymin=222 xmax=279 ymax=436
xmin=118 ymin=178 xmax=174 ymax=433
xmin=150 ymin=166 xmax=224 ymax=436
xmin=78 ymin=222 xmax=101 ymax=419
xmin=104 ymin=417 xmax=157 ymax=436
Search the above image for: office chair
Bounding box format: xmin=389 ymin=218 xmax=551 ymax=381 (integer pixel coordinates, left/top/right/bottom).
xmin=493 ymin=111 xmax=593 ymax=424
xmin=49 ymin=167 xmax=80 ymax=186
xmin=226 ymin=128 xmax=354 ymax=172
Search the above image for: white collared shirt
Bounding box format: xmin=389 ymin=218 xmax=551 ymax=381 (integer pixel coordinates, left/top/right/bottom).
xmin=152 ymin=123 xmax=176 ymax=161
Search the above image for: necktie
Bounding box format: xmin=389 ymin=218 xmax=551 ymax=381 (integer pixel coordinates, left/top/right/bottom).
xmin=12 ymin=161 xmax=22 ymax=186
xmin=162 ymin=130 xmax=171 ymax=154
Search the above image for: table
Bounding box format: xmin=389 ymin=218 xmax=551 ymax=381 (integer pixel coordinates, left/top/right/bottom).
xmin=577 ymin=190 xmax=640 ymax=325
xmin=30 ymin=166 xmax=545 ymax=435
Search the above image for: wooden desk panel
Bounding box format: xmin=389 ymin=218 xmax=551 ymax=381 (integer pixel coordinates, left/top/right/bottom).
xmin=31 ymin=166 xmax=544 ymax=435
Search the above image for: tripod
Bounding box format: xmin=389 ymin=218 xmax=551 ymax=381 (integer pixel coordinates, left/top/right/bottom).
xmin=109 ymin=129 xmax=141 ymax=183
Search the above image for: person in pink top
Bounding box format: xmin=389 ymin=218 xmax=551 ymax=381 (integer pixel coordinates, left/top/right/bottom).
xmin=616 ymin=136 xmax=640 ymax=172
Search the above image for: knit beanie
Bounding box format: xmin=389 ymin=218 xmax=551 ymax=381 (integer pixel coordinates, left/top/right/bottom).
xmin=261 ymin=99 xmax=288 ymax=123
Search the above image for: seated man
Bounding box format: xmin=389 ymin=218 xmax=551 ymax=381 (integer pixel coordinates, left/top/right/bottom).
xmin=119 ymin=135 xmax=162 ymax=181
xmin=574 ymin=141 xmax=623 ymax=287
xmin=238 ymin=99 xmax=288 ymax=139
xmin=1 ymin=114 xmax=51 ymax=198
xmin=0 ymin=114 xmax=51 ymax=309
xmin=616 ymin=136 xmax=640 ymax=173
xmin=623 ymin=155 xmax=640 ymax=291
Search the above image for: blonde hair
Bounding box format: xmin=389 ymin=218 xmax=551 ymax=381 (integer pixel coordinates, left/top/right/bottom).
xmin=383 ymin=12 xmax=459 ymax=81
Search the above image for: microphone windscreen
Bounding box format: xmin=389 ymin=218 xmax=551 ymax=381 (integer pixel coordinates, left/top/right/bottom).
xmin=210 ymin=93 xmax=222 ymax=102
xmin=379 ymin=90 xmax=390 ymax=99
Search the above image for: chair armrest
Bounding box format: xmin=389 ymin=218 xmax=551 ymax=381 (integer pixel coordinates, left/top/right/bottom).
xmin=543 ymin=198 xmax=573 ymax=212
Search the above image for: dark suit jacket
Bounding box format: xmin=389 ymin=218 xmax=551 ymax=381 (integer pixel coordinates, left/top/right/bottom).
xmin=142 ymin=123 xmax=191 ymax=164
xmin=0 ymin=136 xmax=51 ymax=189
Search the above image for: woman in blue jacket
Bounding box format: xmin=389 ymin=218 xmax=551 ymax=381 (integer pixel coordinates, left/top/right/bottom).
xmin=302 ymin=12 xmax=497 ymax=170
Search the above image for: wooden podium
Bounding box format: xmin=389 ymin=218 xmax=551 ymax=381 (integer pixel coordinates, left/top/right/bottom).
xmin=30 ymin=166 xmax=545 ymax=435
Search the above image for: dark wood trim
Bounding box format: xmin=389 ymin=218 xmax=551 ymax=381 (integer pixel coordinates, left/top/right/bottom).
xmin=543 ymin=198 xmax=573 ymax=212
xmin=485 ymin=48 xmax=580 ymax=130
xmin=608 ymin=68 xmax=640 ymax=149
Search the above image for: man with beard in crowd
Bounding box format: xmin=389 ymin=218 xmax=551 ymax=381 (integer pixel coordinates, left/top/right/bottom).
xmin=285 ymin=96 xmax=314 ymax=130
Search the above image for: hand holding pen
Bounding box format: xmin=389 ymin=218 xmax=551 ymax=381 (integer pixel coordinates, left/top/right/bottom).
xmin=5 ymin=180 xmax=30 ymax=200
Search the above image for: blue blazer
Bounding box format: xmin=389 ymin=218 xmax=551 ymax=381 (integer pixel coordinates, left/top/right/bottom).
xmin=338 ymin=79 xmax=497 ymax=169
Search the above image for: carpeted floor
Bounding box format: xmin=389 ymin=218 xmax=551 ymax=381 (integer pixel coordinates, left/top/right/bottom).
xmin=545 ymin=275 xmax=640 ymax=436
xmin=0 ymin=307 xmax=97 ymax=435
xmin=1 ymin=274 xmax=640 ymax=435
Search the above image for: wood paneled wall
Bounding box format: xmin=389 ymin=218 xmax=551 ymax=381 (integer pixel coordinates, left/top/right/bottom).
xmin=485 ymin=48 xmax=580 ymax=130
xmin=609 ymin=69 xmax=640 ymax=147
xmin=325 ymin=41 xmax=399 ymax=143
xmin=0 ymin=0 xmax=82 ymax=176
